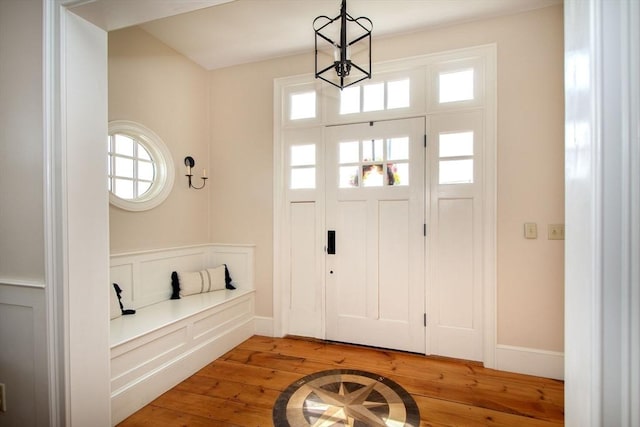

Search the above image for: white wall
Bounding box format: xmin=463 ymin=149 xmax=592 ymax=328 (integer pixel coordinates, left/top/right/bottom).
xmin=208 ymin=6 xmax=565 ymax=355
xmin=0 ymin=2 xmax=107 ymax=427
xmin=0 ymin=0 xmax=49 ymax=425
xmin=62 ymin=9 xmax=111 ymax=426
xmin=0 ymin=0 xmax=45 ymax=282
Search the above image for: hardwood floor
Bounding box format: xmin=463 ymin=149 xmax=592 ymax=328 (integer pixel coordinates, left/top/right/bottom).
xmin=118 ymin=335 xmax=564 ymax=426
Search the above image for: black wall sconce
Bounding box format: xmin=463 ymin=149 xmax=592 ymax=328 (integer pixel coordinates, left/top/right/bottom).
xmin=184 ymin=156 xmax=208 ymax=190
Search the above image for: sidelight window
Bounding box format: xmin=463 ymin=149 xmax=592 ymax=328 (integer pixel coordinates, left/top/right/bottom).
xmin=290 ymin=144 xmax=316 ymax=189
xmin=438 ymin=131 xmax=474 ymax=184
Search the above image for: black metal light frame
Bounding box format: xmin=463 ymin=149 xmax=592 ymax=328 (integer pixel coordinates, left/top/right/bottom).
xmin=184 ymin=156 xmax=208 ymax=190
xmin=313 ymin=0 xmax=372 ymax=90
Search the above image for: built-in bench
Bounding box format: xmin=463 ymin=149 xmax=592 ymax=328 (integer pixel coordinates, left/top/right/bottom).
xmin=109 ymin=244 xmax=255 ymax=425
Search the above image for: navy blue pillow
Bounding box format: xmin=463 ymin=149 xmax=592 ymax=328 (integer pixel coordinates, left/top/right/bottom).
xmin=224 ymin=264 xmax=236 ymax=290
xmin=170 ymin=271 xmax=180 ymax=299
xmin=113 ymin=283 xmax=136 ymax=315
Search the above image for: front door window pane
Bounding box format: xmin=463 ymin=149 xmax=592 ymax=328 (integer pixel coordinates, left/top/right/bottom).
xmin=339 ymin=141 xmax=359 ymax=164
xmin=362 ymin=139 xmax=383 ymax=162
xmin=387 ymin=137 xmax=409 ymax=161
xmin=339 ymin=165 xmax=360 ymax=188
xmin=387 ymin=163 xmax=409 ymax=186
xmin=362 ymin=164 xmax=384 ymax=187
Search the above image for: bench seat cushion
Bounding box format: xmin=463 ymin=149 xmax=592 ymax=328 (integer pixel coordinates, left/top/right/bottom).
xmin=110 ymin=288 xmax=253 ymax=348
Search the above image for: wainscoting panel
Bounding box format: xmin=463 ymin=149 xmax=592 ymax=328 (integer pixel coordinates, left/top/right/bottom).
xmin=192 ymin=296 xmax=254 ymax=340
xmin=110 ymin=244 xmax=255 ymax=310
xmin=111 ymin=326 xmax=189 ymax=392
xmin=0 ymin=282 xmax=49 ymax=426
xmin=208 ymin=244 xmax=255 ymax=291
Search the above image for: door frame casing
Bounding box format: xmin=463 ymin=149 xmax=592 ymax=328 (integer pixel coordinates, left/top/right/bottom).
xmin=273 ymin=45 xmax=496 ymax=367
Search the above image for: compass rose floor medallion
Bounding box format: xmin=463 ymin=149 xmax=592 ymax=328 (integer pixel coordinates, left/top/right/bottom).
xmin=273 ymin=369 xmax=420 ymax=427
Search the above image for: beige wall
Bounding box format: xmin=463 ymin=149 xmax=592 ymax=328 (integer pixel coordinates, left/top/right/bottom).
xmin=109 ymin=5 xmax=564 ymax=352
xmin=208 ymin=5 xmax=565 ymax=351
xmin=0 ymin=0 xmax=44 ymax=282
xmin=108 ymin=27 xmax=210 ymax=252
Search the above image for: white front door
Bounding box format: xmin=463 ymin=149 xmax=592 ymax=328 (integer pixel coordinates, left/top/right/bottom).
xmin=325 ymin=118 xmax=426 ymax=353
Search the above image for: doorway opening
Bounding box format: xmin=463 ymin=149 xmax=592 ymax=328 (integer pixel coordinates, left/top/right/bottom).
xmin=274 ymin=45 xmax=496 ymax=364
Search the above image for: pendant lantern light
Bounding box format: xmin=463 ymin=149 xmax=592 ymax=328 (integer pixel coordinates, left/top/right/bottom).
xmin=313 ymin=0 xmax=372 ymax=90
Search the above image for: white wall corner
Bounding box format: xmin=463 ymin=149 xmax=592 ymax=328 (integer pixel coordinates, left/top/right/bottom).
xmin=62 ymin=8 xmax=111 ymax=426
xmin=495 ymin=345 xmax=564 ymax=380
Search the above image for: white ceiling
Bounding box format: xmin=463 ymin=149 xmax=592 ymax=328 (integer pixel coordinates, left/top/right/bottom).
xmin=71 ymin=0 xmax=561 ymax=71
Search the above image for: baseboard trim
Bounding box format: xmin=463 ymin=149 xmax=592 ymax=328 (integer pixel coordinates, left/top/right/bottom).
xmin=254 ymin=316 xmax=274 ymax=336
xmin=495 ymin=344 xmax=564 ymax=380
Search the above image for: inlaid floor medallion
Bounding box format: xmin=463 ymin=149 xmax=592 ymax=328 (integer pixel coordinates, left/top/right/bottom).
xmin=272 ymin=369 xmax=420 ymax=426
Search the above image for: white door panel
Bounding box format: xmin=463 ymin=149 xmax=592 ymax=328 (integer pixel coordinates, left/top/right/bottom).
xmin=283 ymin=127 xmax=324 ymax=338
xmin=288 ymin=202 xmax=323 ymax=337
xmin=325 ymin=118 xmax=425 ymax=353
xmin=428 ymin=111 xmax=484 ymax=361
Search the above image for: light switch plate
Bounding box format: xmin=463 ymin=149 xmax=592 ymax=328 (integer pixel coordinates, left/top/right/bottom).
xmin=548 ymin=224 xmax=565 ymax=240
xmin=524 ymin=223 xmax=537 ymax=239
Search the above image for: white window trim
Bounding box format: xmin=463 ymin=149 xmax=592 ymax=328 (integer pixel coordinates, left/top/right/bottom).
xmin=108 ymin=120 xmax=175 ymax=211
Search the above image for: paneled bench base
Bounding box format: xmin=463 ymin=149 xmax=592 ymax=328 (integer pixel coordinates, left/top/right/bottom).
xmin=110 ymin=290 xmax=255 ymax=425
xmin=109 ymin=244 xmax=256 ymax=425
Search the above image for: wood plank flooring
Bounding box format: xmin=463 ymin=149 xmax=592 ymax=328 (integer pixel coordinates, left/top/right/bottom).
xmin=118 ymin=335 xmax=564 ymax=426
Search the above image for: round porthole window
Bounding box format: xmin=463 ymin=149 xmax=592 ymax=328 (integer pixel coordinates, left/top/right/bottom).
xmin=107 ymin=120 xmax=175 ymax=211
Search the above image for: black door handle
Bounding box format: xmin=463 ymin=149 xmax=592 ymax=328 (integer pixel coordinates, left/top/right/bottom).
xmin=327 ymin=230 xmax=336 ymax=254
